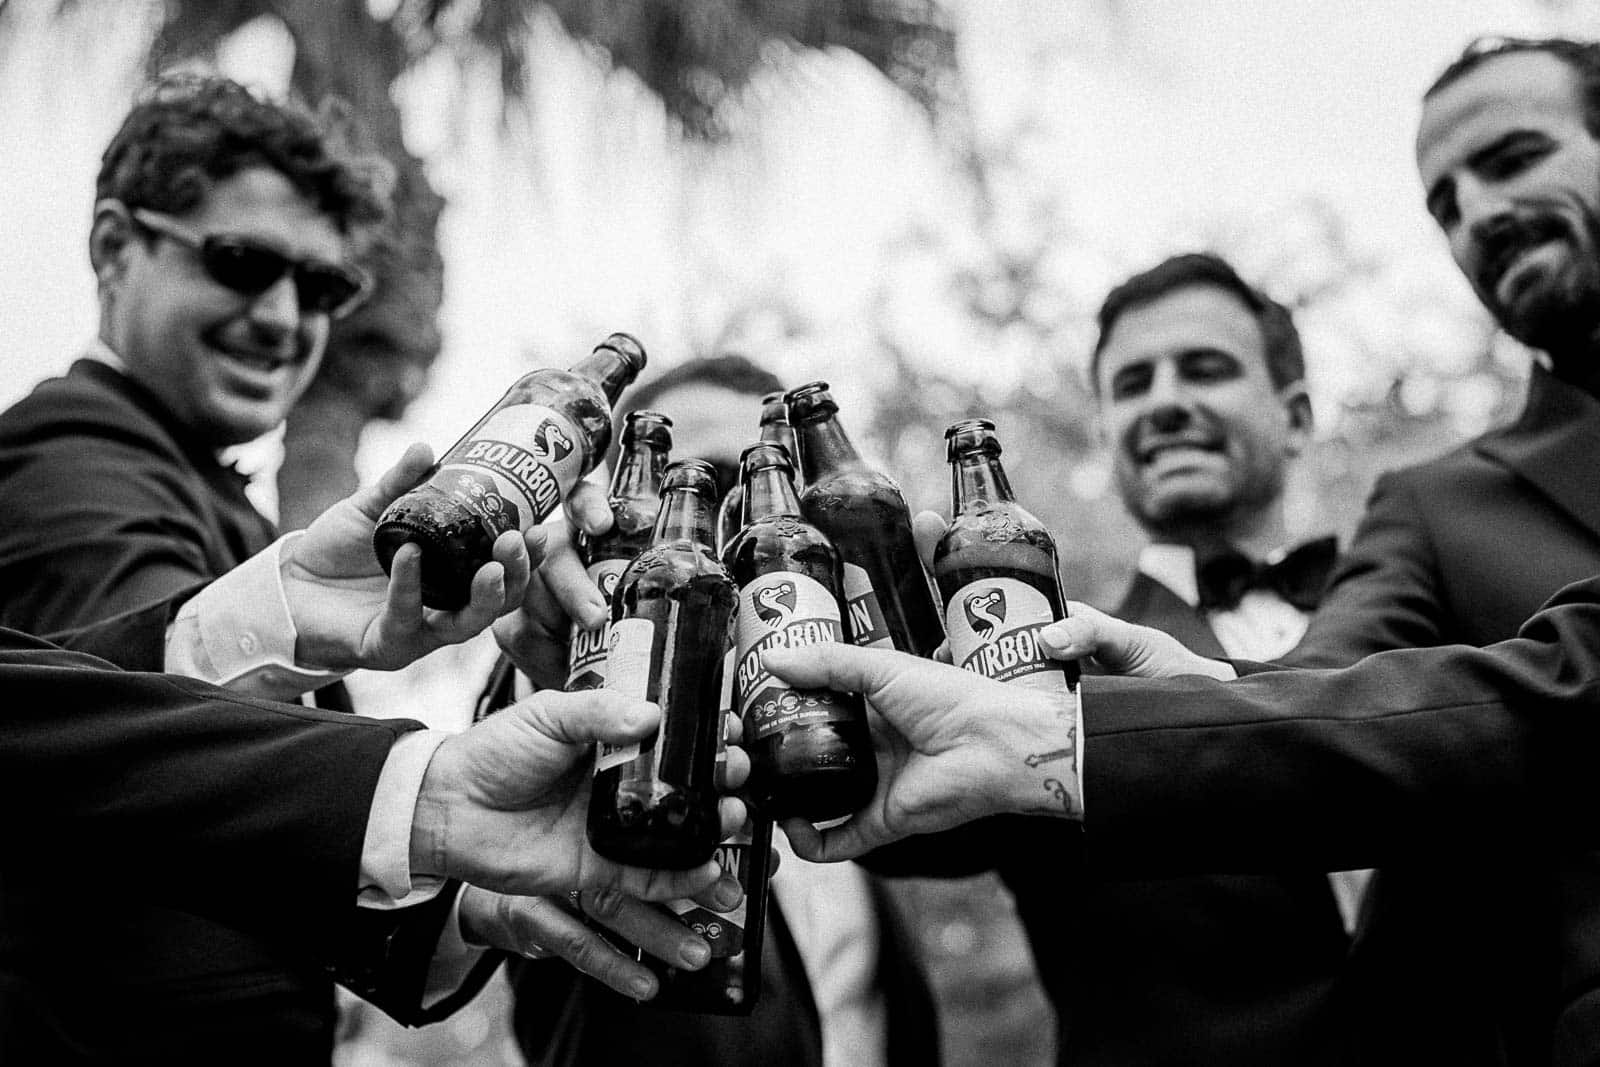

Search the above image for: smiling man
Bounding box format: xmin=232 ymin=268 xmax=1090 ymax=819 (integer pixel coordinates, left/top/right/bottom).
xmin=0 ymin=75 xmax=537 ymax=1064
xmin=1012 ymin=252 xmax=1350 ymax=1066
xmin=1277 ymin=37 xmax=1600 ymax=1064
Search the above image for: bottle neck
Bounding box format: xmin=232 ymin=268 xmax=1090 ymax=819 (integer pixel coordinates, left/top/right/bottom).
xmin=950 ymin=450 xmax=1015 ymax=512
xmin=761 ymin=421 xmax=799 ymax=473
xmin=572 ymin=348 xmax=637 ymax=406
xmin=740 ymin=465 xmax=804 ymax=526
xmin=654 ymin=487 xmax=718 ymax=550
xmin=612 ymin=439 xmax=669 ymax=501
xmin=793 ymin=413 xmax=862 ymax=484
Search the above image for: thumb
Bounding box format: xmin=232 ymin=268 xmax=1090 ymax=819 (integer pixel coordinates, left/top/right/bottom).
xmin=509 ymin=689 xmax=661 ymax=747
xmin=762 ymin=642 xmax=900 ymax=700
xmin=911 ymin=510 xmax=947 ymax=574
xmin=353 ymin=442 xmax=436 ymax=520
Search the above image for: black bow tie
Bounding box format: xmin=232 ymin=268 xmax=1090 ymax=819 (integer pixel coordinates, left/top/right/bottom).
xmin=1194 ymin=536 xmax=1338 ymax=612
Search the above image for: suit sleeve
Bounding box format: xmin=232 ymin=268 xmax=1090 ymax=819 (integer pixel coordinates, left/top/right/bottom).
xmin=1080 ymin=576 xmax=1600 ymax=876
xmin=0 ymin=417 xmax=234 ymax=649
xmin=1289 ymin=471 xmax=1447 ymax=668
xmin=0 ymin=627 xmax=411 ymax=946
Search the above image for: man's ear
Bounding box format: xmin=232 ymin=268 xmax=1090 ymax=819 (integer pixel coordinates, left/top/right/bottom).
xmin=89 ymin=199 xmax=137 ymax=290
xmin=1280 ymin=381 xmax=1313 ymax=456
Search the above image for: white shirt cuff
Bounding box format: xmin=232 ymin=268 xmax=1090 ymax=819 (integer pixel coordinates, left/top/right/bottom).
xmin=358 ymin=730 xmax=450 ymax=908
xmin=166 ymin=533 xmax=349 ymax=700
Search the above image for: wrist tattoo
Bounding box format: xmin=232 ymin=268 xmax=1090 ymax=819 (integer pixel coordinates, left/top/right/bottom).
xmin=1021 ymin=720 xmax=1080 ymax=818
xmin=1022 ymin=777 xmax=1079 ymax=818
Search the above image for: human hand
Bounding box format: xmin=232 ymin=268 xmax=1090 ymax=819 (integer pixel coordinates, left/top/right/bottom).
xmin=457 ymin=880 xmax=743 ymax=1000
xmin=492 ymin=480 xmax=614 ymax=689
xmin=1038 ymin=602 xmax=1236 ymax=680
xmin=413 ymin=687 xmax=750 ymax=900
xmin=762 ymin=643 xmax=1080 ymax=864
xmin=283 ymin=443 xmax=535 ymax=672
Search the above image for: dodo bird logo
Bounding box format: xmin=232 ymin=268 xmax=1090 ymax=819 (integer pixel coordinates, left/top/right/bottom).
xmin=963 ymin=588 xmax=1007 ymax=644
xmin=531 ymin=419 xmax=575 ymax=462
xmin=754 ymin=580 xmax=797 ymax=626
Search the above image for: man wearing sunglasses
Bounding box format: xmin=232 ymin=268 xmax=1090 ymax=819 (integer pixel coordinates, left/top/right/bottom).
xmin=0 ymin=75 xmax=541 ymax=1063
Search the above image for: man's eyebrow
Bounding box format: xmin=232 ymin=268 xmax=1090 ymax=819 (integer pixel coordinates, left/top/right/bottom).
xmin=1425 ymin=130 xmax=1545 ymax=216
xmin=1466 ymin=129 xmax=1546 ymax=169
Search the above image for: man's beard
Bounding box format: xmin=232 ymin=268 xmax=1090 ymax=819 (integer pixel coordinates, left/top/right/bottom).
xmin=1476 ymin=208 xmax=1600 ymax=365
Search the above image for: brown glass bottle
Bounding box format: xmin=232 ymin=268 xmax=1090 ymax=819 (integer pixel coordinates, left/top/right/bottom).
xmin=373 ymin=333 xmax=646 ymax=609
xmin=786 ymin=381 xmax=945 ymax=658
xmin=721 ymin=442 xmax=876 ymax=822
xmin=933 ymin=419 xmax=1079 ymax=692
xmin=647 ymin=713 xmax=771 ymax=1015
xmin=715 ymin=392 xmax=799 ymax=554
xmin=566 ymin=411 xmax=673 ymax=691
xmin=587 ymin=460 xmax=737 ymax=869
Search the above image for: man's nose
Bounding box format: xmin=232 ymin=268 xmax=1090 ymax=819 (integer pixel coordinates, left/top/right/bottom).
xmin=1457 ymin=173 xmax=1516 ymax=245
xmin=245 ymin=273 xmax=302 ymax=337
xmin=1146 ymin=403 xmax=1192 ymax=435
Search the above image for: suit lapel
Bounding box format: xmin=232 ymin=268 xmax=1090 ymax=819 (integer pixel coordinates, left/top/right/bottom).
xmin=1114 ymin=571 xmax=1228 ymax=659
xmin=1476 ymin=366 xmax=1600 ymax=543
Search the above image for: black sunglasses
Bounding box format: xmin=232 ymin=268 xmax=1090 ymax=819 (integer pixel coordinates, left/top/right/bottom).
xmin=128 ymin=206 xmax=371 ymax=319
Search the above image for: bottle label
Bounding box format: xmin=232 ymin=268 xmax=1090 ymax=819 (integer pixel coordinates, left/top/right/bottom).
xmin=566 ymin=560 xmax=628 ymax=690
xmin=733 ymin=572 xmax=850 ymax=741
xmin=666 ymin=839 xmax=749 ymax=957
xmin=436 ymin=404 xmax=586 ymax=536
xmin=840 ymin=562 xmax=893 ymax=649
xmin=944 ymin=578 xmax=1069 ymax=694
xmin=594 ymin=616 xmax=655 ymax=772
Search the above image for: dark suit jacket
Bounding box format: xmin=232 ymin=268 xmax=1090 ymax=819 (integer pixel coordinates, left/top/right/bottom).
xmin=477 ymin=656 xmax=941 ymax=1067
xmin=1004 ymin=571 xmax=1347 ymax=1067
xmin=0 ymin=627 xmax=406 ymax=936
xmin=0 ymin=360 xmax=481 ymax=1063
xmin=1273 ymin=364 xmax=1600 ymax=1065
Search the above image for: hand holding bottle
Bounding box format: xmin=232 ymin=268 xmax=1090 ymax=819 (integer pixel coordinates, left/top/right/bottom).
xmin=282 ymin=441 xmax=537 ymax=673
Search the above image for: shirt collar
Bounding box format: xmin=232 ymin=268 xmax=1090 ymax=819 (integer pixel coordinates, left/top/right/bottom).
xmin=1138 ymin=543 xmax=1201 ymax=607
xmin=82 ymin=337 xmax=127 ymax=373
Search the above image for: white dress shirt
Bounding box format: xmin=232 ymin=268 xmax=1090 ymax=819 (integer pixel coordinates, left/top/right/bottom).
xmin=1135 ymin=542 xmax=1372 ymax=931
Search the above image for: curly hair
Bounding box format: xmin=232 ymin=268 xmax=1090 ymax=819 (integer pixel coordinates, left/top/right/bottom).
xmin=1091 ymin=252 xmax=1305 ymax=394
xmin=96 ymin=73 xmax=388 ymax=234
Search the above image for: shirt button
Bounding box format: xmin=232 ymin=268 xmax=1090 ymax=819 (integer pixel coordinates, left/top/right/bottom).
xmin=239 ymin=633 xmax=260 ymax=655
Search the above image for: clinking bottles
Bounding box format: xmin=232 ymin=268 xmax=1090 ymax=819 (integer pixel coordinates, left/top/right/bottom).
xmin=586 ymin=460 xmax=737 ymax=869
xmin=646 ymin=715 xmax=771 ymax=1015
xmin=721 ymin=442 xmax=877 ymax=822
xmin=567 ymin=411 xmax=673 ymax=691
xmin=933 ymin=418 xmax=1079 ymax=692
xmin=373 ymin=333 xmax=646 ymax=609
xmin=716 ymin=392 xmax=799 ymax=552
xmin=786 ymin=381 xmax=945 ymax=658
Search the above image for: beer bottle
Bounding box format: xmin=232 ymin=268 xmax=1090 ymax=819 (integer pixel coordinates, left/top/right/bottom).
xmin=786 ymin=381 xmax=945 ymax=658
xmin=587 ymin=460 xmax=737 ymax=869
xmin=715 ymin=392 xmax=799 ymax=553
xmin=373 ymin=333 xmax=646 ymax=610
xmin=722 ymin=442 xmax=876 ymax=822
xmin=646 ymin=713 xmax=771 ymax=1015
xmin=566 ymin=410 xmax=673 ymax=692
xmin=933 ymin=418 xmax=1079 ymax=693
